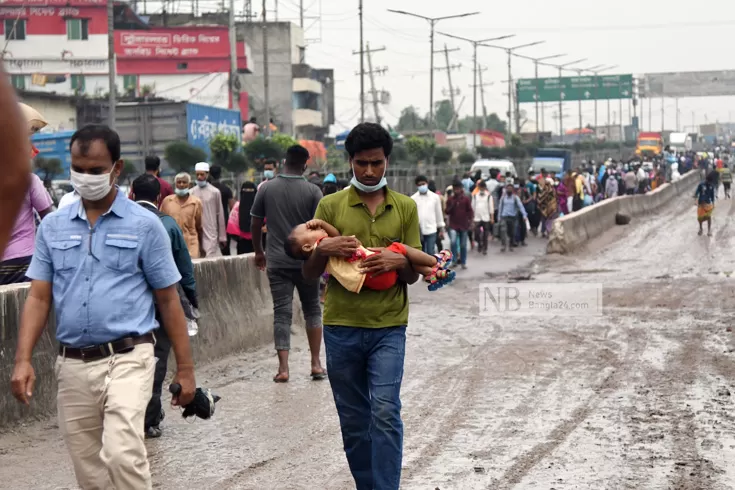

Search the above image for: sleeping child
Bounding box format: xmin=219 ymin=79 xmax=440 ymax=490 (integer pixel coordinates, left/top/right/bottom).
xmin=286 ymin=219 xmax=455 ymax=293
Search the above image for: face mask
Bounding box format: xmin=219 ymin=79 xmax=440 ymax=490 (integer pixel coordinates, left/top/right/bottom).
xmin=196 ymin=180 xmax=207 ymax=188
xmin=71 ymin=167 xmax=116 ymax=202
xmin=418 ymin=184 xmax=428 ymax=194
xmin=506 ymin=190 xmax=513 ymax=196
xmin=264 ymin=170 xmax=275 ymax=179
xmin=350 ymin=163 xmax=387 ymax=193
xmin=175 ymin=188 xmax=189 ymax=197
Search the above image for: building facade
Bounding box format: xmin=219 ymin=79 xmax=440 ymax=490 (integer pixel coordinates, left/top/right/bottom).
xmin=145 ymin=14 xmax=334 ymax=140
xmin=0 ymin=0 xmax=251 ymax=115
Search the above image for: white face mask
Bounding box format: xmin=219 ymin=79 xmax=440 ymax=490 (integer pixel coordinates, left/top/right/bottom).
xmin=70 ymin=166 xmax=116 ymax=202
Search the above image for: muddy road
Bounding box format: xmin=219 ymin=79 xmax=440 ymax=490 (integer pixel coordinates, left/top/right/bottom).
xmin=3 ymin=193 xmax=735 ymax=489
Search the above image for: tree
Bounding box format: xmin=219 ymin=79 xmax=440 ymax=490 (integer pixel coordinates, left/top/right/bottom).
xmin=433 ymin=146 xmax=452 ymax=165
xmin=210 ymin=132 xmax=240 ymax=167
xmin=458 ymin=151 xmax=476 ymax=164
xmin=391 ymin=143 xmax=410 ymax=164
xmin=119 ymin=162 xmax=138 ymax=185
xmin=164 ymin=142 xmax=207 ymax=173
xmin=242 ymin=138 xmax=284 ymax=167
xmin=433 ymin=100 xmax=454 ymax=131
xmin=34 ymin=156 xmax=62 ymax=187
xmin=326 ymin=144 xmax=348 ymax=170
xmin=405 ymin=136 xmax=435 ymax=163
xmin=396 ymin=106 xmax=427 ymax=132
xmin=270 ymin=133 xmax=299 ymax=152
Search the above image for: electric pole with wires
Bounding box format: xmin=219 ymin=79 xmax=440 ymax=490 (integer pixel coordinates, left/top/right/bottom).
xmin=434 ymin=44 xmax=461 ymax=131
xmin=353 ymin=44 xmax=387 ymax=124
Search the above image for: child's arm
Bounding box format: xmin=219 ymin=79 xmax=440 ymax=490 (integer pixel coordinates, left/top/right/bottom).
xmin=306 ymin=219 xmax=341 ymax=237
xmin=403 ymin=245 xmax=437 ymax=268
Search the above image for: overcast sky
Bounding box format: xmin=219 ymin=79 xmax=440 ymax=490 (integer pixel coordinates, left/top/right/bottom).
xmin=269 ymin=0 xmax=735 ymax=135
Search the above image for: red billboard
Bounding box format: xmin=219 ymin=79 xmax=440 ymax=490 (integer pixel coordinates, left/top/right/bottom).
xmin=115 ymin=28 xmax=245 ymax=60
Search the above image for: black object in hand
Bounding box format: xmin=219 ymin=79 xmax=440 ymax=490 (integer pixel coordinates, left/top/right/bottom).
xmin=169 ymin=383 xmax=221 ymax=420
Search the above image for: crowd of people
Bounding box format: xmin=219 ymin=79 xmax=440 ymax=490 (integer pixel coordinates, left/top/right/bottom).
xmin=4 ymin=80 xmax=735 ymax=489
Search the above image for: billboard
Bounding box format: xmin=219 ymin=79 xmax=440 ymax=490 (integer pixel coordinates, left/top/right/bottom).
xmin=32 ymin=130 xmax=75 ymax=179
xmin=642 ymin=70 xmax=735 ymax=98
xmin=186 ymin=103 xmax=241 ymax=156
xmin=116 ymin=28 xmax=238 ymax=59
xmin=517 ymin=75 xmax=633 ymax=103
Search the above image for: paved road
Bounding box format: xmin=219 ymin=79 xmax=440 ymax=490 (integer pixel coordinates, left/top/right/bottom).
xmin=3 ymin=194 xmax=735 ymax=489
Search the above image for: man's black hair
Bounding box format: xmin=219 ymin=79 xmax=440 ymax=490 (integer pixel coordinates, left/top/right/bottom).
xmin=70 ymin=124 xmax=121 ymax=162
xmin=264 ymin=159 xmax=277 ymax=167
xmin=209 ymin=164 xmax=222 ymax=180
xmin=345 ymin=122 xmax=393 ymax=159
xmin=452 ymin=180 xmax=463 ymax=188
xmin=428 ymin=180 xmax=437 ymax=193
xmin=131 ymin=173 xmax=161 ymax=203
xmin=249 ymin=117 xmax=257 ymax=123
xmin=285 ymin=144 xmax=310 ymax=169
xmin=144 ymin=155 xmax=160 ymax=172
xmin=415 ymin=175 xmax=428 ymax=186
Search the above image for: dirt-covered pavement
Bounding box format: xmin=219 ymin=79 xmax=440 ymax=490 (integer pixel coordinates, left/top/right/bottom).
xmin=4 ymin=192 xmax=735 ymax=490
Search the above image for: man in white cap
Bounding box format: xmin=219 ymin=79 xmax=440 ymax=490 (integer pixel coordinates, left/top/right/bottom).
xmin=191 ymin=161 xmax=226 ymax=257
xmin=0 ymin=102 xmax=54 ymax=284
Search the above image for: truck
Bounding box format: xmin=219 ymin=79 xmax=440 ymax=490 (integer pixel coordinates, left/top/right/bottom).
xmin=77 ymin=100 xmax=241 ymax=174
xmin=636 ymin=131 xmax=664 ymax=157
xmin=668 ymin=132 xmax=692 ymax=153
xmin=530 ymin=148 xmax=573 ymax=178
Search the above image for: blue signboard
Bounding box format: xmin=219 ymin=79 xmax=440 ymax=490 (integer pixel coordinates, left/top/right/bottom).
xmin=32 ymin=130 xmax=75 ymax=179
xmin=186 ymin=103 xmax=241 ymax=157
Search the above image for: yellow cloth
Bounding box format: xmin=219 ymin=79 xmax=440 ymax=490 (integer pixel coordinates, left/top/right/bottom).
xmin=325 ymin=245 xmax=375 ymax=294
xmin=575 ymin=175 xmax=584 ymax=197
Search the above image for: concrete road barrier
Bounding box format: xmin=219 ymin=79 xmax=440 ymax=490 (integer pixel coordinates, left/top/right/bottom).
xmin=547 ymin=170 xmax=701 ymax=254
xmin=0 ymin=254 xmax=299 ymax=427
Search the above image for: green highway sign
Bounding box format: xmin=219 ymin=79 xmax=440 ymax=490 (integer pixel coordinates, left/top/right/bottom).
xmin=516 ymin=74 xmax=633 ymax=103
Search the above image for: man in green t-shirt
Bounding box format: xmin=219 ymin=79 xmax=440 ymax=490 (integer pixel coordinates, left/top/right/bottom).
xmin=303 ymin=123 xmax=420 ymax=490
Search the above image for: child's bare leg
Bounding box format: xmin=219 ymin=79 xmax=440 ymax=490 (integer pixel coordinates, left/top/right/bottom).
xmin=414 ymin=265 xmax=435 ymax=277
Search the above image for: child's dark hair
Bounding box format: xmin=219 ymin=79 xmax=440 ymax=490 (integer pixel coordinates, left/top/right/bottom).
xmin=283 ymin=230 xmax=305 ymax=260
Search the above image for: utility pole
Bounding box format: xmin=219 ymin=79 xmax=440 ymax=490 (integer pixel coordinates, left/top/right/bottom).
xmin=480 ymin=40 xmax=545 ymax=137
xmin=366 ymin=43 xmax=385 ymax=124
xmin=244 ymin=0 xmax=253 ymax=22
xmin=648 ymin=98 xmax=652 ymax=132
xmin=434 ymin=44 xmax=461 ymax=131
xmin=228 ymin=0 xmax=239 ymax=111
xmin=477 ymin=67 xmax=490 ymax=129
xmin=661 ymin=96 xmax=664 ymax=132
xmin=675 ymin=98 xmax=680 ymax=132
xmin=359 ymin=0 xmax=364 ymax=123
xmin=262 ymin=0 xmax=270 ymax=136
xmin=300 ymin=0 xmax=304 ymax=27
xmin=387 ymin=10 xmax=480 ymax=130
xmin=107 ymin=0 xmax=115 ymax=126
xmin=353 ymin=44 xmax=387 ymax=124
xmin=437 ymin=32 xmax=514 ymax=148
xmin=512 ymin=52 xmax=566 ymax=139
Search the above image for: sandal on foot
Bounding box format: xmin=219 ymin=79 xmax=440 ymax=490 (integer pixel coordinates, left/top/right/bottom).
xmin=273 ymin=372 xmax=289 ymax=383
xmin=311 ymin=370 xmax=327 ymax=381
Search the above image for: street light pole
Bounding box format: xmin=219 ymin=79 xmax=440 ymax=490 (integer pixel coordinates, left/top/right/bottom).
xmin=571 ymin=64 xmax=603 ymax=141
xmin=480 ymin=40 xmax=544 ymax=137
xmin=437 ymin=32 xmax=514 ymax=151
xmin=585 ymin=65 xmax=618 ymax=133
xmin=388 ymin=9 xmax=480 ymax=130
xmin=543 ymin=58 xmax=586 ymax=143
xmin=513 ymin=52 xmax=566 ymax=139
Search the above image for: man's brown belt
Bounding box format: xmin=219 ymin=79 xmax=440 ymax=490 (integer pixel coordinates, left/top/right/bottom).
xmin=59 ymin=332 xmax=155 ymax=362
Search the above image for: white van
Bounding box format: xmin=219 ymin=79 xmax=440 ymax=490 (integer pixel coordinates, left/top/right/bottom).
xmin=470 ymin=159 xmax=517 ymax=181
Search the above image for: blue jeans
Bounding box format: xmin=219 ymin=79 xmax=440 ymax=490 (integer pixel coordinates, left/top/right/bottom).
xmin=448 ymin=228 xmax=468 ymax=265
xmin=324 ymin=325 xmax=406 ymax=490
xmin=421 ymin=233 xmax=437 ymax=255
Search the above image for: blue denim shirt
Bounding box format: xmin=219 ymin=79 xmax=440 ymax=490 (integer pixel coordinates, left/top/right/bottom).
xmin=27 ymin=190 xmax=182 ymax=348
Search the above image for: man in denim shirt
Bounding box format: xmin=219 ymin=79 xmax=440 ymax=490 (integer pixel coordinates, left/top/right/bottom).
xmin=11 ymin=125 xmax=196 ymax=490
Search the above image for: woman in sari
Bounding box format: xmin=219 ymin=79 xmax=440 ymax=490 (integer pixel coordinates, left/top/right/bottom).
xmin=537 ymin=177 xmax=558 ymax=238
xmin=557 ymin=172 xmax=572 ymax=215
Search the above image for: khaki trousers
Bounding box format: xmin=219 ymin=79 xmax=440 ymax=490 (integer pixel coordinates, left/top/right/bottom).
xmin=56 ymin=343 xmax=155 ymax=490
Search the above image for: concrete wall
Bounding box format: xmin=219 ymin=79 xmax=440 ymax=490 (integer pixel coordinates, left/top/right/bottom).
xmin=547 ymin=170 xmax=701 ymax=254
xmin=0 ymin=254 xmax=296 ymax=428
